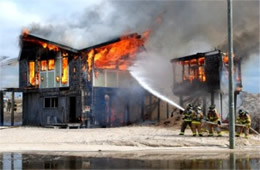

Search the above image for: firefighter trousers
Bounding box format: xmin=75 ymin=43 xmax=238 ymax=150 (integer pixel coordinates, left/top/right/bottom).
xmin=180 ymin=121 xmax=192 ymax=133
xmin=208 ymin=124 xmax=221 ymax=135
xmin=191 ymin=122 xmax=202 ymax=135
xmin=236 ymin=126 xmax=249 ymax=136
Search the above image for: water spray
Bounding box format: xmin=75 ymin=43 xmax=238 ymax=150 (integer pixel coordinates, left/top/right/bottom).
xmin=129 ymin=70 xmax=184 ymax=111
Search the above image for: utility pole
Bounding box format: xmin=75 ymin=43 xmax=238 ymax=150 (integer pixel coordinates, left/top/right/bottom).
xmin=11 ymin=91 xmax=14 ymax=126
xmin=227 ymin=0 xmax=235 ymax=149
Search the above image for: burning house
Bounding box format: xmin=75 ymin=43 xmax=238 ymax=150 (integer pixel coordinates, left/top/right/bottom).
xmin=8 ymin=30 xmax=173 ymax=127
xmin=171 ymin=50 xmax=242 ymax=117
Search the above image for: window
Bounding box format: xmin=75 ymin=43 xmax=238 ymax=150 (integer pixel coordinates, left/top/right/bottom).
xmin=41 ymin=60 xmax=47 ymax=71
xmin=44 ymin=98 xmax=58 ymax=108
xmin=48 ymin=59 xmax=55 ymax=70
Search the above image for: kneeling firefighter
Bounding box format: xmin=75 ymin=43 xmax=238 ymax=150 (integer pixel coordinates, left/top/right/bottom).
xmin=236 ymin=109 xmax=251 ymax=139
xmin=207 ymin=105 xmax=222 ymax=137
xmin=179 ymin=104 xmax=193 ymax=135
xmin=191 ymin=106 xmax=204 ymax=136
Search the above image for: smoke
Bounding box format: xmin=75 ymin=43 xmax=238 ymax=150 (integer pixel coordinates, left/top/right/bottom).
xmin=129 ymin=52 xmax=184 ymax=111
xmin=27 ymin=0 xmax=259 ymax=60
xmin=25 ymin=0 xmax=259 ymax=103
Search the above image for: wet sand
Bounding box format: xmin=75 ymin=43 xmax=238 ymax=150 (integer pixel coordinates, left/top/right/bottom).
xmin=0 ymin=126 xmax=259 ymax=154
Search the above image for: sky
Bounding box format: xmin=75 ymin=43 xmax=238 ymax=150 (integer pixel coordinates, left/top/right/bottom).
xmin=0 ymin=0 xmax=259 ymax=93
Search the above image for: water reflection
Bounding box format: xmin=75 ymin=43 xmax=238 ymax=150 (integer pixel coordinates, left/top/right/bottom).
xmin=0 ymin=152 xmax=259 ymax=169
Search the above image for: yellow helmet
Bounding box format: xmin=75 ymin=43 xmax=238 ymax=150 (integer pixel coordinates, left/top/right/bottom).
xmin=186 ymin=103 xmax=193 ymax=110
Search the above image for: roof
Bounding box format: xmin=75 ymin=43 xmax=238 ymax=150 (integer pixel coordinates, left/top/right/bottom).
xmin=19 ymin=32 xmax=143 ymax=60
xmin=79 ymin=33 xmax=141 ymax=52
xmin=21 ymin=33 xmax=79 ymax=53
xmin=170 ymin=49 xmax=221 ymax=62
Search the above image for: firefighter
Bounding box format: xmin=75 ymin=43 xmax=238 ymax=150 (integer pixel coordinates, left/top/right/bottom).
xmin=207 ymin=104 xmax=222 ymax=137
xmin=191 ymin=106 xmax=204 ymax=136
xmin=236 ymin=109 xmax=251 ymax=138
xmin=179 ymin=103 xmax=193 ymax=135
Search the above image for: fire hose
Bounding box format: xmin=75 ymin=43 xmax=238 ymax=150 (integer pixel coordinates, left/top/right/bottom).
xmin=202 ymin=120 xmax=259 ymax=135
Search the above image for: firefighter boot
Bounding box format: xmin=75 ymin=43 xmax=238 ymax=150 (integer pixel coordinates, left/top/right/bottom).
xmin=217 ymin=132 xmax=222 ymax=137
xmin=179 ymin=132 xmax=184 ymax=135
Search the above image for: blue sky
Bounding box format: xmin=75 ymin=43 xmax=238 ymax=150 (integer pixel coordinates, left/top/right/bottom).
xmin=0 ymin=0 xmax=259 ymax=93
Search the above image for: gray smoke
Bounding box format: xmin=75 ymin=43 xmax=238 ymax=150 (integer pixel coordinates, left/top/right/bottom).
xmin=27 ymin=1 xmax=259 ymax=57
xmin=26 ymin=0 xmax=259 ymax=104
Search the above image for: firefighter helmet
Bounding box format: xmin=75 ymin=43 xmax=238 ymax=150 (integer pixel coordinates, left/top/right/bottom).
xmin=186 ymin=103 xmax=193 ymax=110
xmin=243 ymin=110 xmax=248 ymax=116
xmin=197 ymin=106 xmax=202 ymax=110
xmin=209 ymin=104 xmax=215 ymax=110
xmin=238 ymin=109 xmax=244 ymax=115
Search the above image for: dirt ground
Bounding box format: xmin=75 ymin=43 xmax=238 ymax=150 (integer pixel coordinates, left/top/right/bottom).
xmin=0 ymin=125 xmax=259 ymax=153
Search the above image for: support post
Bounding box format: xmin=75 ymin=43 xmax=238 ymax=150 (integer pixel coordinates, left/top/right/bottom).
xmin=228 ymin=0 xmax=235 ymax=149
xmin=157 ymin=98 xmax=160 ymax=122
xmin=11 ymin=91 xmax=14 ymax=126
xmin=203 ymin=96 xmax=207 ymax=116
xmin=220 ymin=93 xmax=223 ymax=120
xmin=234 ymin=92 xmax=237 ymax=118
xmin=166 ymin=103 xmax=169 ymax=119
xmin=0 ymin=91 xmax=4 ymax=126
xmin=210 ymin=91 xmax=214 ymax=105
xmin=126 ymin=102 xmax=130 ymax=125
xmin=179 ymin=96 xmax=183 ymax=114
xmin=141 ymin=94 xmax=144 ymax=122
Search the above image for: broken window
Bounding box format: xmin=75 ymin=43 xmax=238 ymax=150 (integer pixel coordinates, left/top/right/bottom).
xmin=29 ymin=61 xmax=35 ymax=86
xmin=41 ymin=60 xmax=47 ymax=71
xmin=61 ymin=57 xmax=68 ymax=84
xmin=44 ymin=98 xmax=58 ymax=108
xmin=48 ymin=59 xmax=55 ymax=70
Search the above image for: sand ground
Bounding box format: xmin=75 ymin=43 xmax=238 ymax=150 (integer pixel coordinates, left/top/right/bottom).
xmin=0 ymin=125 xmax=259 ymax=155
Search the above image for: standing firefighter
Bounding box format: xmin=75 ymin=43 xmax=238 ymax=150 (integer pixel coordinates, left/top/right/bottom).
xmin=179 ymin=104 xmax=193 ymax=135
xmin=191 ymin=106 xmax=204 ymax=136
xmin=236 ymin=109 xmax=251 ymax=138
xmin=207 ymin=105 xmax=222 ymax=137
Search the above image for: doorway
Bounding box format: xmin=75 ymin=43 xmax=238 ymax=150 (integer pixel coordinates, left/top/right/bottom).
xmin=69 ymin=97 xmax=77 ymax=123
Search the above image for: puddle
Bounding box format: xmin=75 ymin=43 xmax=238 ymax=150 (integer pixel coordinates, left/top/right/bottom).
xmin=0 ymin=152 xmax=259 ymax=169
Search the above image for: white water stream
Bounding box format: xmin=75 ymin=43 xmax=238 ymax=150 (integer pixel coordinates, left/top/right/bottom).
xmin=130 ymin=70 xmax=184 ymax=111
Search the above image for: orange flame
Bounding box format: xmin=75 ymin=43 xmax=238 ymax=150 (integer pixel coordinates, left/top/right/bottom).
xmin=86 ymin=30 xmax=150 ymax=72
xmin=223 ymin=53 xmax=235 ymax=64
xmin=41 ymin=60 xmax=47 ymax=71
xmin=48 ymin=59 xmax=55 ymax=70
xmin=23 ymin=29 xmax=29 ymax=36
xmin=223 ymin=55 xmax=229 ymax=64
xmin=236 ymin=87 xmax=242 ymax=92
xmin=182 ymin=57 xmax=206 ymax=83
xmin=61 ymin=57 xmax=68 ymax=84
xmin=29 ymin=61 xmax=35 ymax=85
xmin=22 ymin=33 xmax=59 ymax=52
